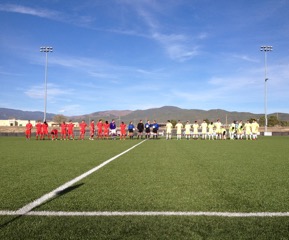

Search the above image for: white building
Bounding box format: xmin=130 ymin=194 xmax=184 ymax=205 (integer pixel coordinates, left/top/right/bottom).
xmin=0 ymin=119 xmax=36 ymax=127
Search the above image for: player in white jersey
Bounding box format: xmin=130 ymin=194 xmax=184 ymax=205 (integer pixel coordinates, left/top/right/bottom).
xmin=244 ymin=120 xmax=252 ymax=140
xmin=251 ymin=119 xmax=259 ymax=140
xmin=221 ymin=126 xmax=227 ymax=140
xmin=229 ymin=122 xmax=235 ymax=140
xmin=192 ymin=121 xmax=199 ymax=139
xmin=175 ymin=120 xmax=183 ymax=140
xmin=236 ymin=120 xmax=244 ymax=140
xmin=214 ymin=119 xmax=222 ymax=139
xmin=201 ymin=120 xmax=208 ymax=140
xmin=165 ymin=120 xmax=173 ymax=140
xmin=208 ymin=122 xmax=214 ymax=140
xmin=184 ymin=121 xmax=191 ymax=140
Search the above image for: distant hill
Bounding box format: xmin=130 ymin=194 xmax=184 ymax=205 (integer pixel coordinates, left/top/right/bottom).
xmin=69 ymin=106 xmax=289 ymax=124
xmin=70 ymin=110 xmax=132 ymax=122
xmin=1 ymin=106 xmax=289 ymax=124
xmin=0 ymin=108 xmax=55 ymax=121
xmin=118 ymin=106 xmax=265 ymax=124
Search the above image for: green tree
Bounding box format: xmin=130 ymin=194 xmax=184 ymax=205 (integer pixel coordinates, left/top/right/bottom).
xmin=248 ymin=118 xmax=255 ymax=124
xmin=280 ymin=121 xmax=289 ymax=126
xmin=170 ymin=120 xmax=177 ymax=127
xmin=203 ymin=118 xmax=210 ymax=124
xmin=259 ymin=116 xmax=265 ymax=126
xmin=268 ymin=115 xmax=279 ymax=127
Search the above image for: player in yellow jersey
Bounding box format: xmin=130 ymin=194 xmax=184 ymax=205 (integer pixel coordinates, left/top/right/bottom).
xmin=251 ymin=119 xmax=259 ymax=140
xmin=229 ymin=122 xmax=235 ymax=140
xmin=192 ymin=121 xmax=199 ymax=139
xmin=244 ymin=120 xmax=252 ymax=140
xmin=236 ymin=120 xmax=244 ymax=140
xmin=214 ymin=119 xmax=222 ymax=139
xmin=184 ymin=121 xmax=191 ymax=140
xmin=221 ymin=126 xmax=227 ymax=140
xmin=175 ymin=120 xmax=183 ymax=140
xmin=208 ymin=122 xmax=214 ymax=140
xmin=166 ymin=120 xmax=173 ymax=140
xmin=201 ymin=120 xmax=208 ymax=140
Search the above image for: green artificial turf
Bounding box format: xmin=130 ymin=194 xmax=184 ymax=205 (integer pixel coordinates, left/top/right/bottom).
xmin=0 ymin=137 xmax=139 ymax=209
xmin=1 ymin=216 xmax=289 ymax=239
xmin=1 ymin=136 xmax=289 ymax=239
xmin=36 ymin=137 xmax=289 ymax=212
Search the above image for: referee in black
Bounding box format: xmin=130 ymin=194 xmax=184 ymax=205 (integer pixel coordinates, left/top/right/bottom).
xmin=137 ymin=120 xmax=144 ymax=139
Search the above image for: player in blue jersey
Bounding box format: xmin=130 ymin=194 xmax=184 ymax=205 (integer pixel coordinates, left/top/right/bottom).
xmin=109 ymin=119 xmax=117 ymax=140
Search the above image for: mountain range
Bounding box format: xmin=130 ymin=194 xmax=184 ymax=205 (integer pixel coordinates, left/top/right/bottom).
xmin=1 ymin=106 xmax=289 ymax=124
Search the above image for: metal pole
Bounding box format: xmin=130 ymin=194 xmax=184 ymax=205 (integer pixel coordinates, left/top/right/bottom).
xmin=40 ymin=46 xmax=53 ymax=122
xmin=44 ymin=51 xmax=48 ymax=122
xmin=260 ymin=46 xmax=272 ymax=134
xmin=264 ymin=50 xmax=268 ymax=133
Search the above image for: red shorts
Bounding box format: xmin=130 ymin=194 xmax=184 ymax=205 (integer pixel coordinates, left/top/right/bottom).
xmin=36 ymin=130 xmax=42 ymax=135
xmin=26 ymin=130 xmax=31 ymax=135
xmin=61 ymin=130 xmax=66 ymax=135
xmin=121 ymin=130 xmax=126 ymax=135
xmin=98 ymin=130 xmax=103 ymax=135
xmin=43 ymin=129 xmax=48 ymax=134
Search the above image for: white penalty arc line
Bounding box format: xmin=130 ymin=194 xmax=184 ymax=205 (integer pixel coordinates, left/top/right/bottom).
xmin=1 ymin=210 xmax=289 ymax=217
xmin=15 ymin=139 xmax=147 ymax=215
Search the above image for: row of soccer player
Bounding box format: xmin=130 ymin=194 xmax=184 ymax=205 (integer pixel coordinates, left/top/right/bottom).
xmin=24 ymin=119 xmax=146 ymax=140
xmin=25 ymin=118 xmax=259 ymax=140
xmin=166 ymin=119 xmax=260 ymax=140
xmin=25 ymin=119 xmax=157 ymax=140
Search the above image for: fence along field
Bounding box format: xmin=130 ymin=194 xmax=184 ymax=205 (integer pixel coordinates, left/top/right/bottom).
xmin=0 ymin=136 xmax=289 ymax=239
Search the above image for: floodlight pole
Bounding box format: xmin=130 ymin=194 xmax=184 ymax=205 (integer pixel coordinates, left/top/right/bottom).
xmin=40 ymin=46 xmax=53 ymax=122
xmin=260 ymin=45 xmax=272 ymax=134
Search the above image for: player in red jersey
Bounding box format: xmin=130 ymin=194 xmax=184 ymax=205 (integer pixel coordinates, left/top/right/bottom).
xmin=103 ymin=120 xmax=110 ymax=140
xmin=120 ymin=121 xmax=127 ymax=140
xmin=42 ymin=121 xmax=49 ymax=140
xmin=50 ymin=128 xmax=58 ymax=140
xmin=60 ymin=121 xmax=67 ymax=140
xmin=97 ymin=119 xmax=103 ymax=139
xmin=25 ymin=120 xmax=33 ymax=140
xmin=89 ymin=120 xmax=95 ymax=140
xmin=35 ymin=120 xmax=43 ymax=140
xmin=67 ymin=120 xmax=75 ymax=140
xmin=79 ymin=120 xmax=87 ymax=140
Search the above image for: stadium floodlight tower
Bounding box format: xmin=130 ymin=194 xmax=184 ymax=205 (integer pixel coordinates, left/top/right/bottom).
xmin=260 ymin=45 xmax=272 ymax=135
xmin=40 ymin=46 xmax=53 ymax=122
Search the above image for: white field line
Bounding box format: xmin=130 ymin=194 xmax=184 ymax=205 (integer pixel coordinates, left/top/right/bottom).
xmin=1 ymin=210 xmax=289 ymax=217
xmin=14 ymin=140 xmax=147 ymax=215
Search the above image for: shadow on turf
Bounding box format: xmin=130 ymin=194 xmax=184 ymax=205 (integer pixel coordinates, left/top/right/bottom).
xmin=0 ymin=183 xmax=84 ymax=229
xmin=34 ymin=182 xmax=85 ymax=209
xmin=56 ymin=183 xmax=85 ymax=196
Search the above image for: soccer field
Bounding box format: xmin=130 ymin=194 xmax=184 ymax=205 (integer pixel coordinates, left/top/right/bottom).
xmin=1 ymin=137 xmax=289 ymax=239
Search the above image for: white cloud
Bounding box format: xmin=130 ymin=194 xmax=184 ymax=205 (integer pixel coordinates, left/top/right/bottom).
xmin=0 ymin=4 xmax=61 ymax=19
xmin=152 ymin=32 xmax=199 ymax=61
xmin=118 ymin=0 xmax=202 ymax=62
xmin=0 ymin=4 xmax=94 ymax=26
xmin=233 ymin=54 xmax=258 ymax=63
xmin=25 ymin=83 xmax=74 ymax=99
xmin=58 ymin=105 xmax=82 ymax=115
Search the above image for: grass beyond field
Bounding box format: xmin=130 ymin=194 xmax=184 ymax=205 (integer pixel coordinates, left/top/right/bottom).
xmin=1 ymin=136 xmax=289 ymax=239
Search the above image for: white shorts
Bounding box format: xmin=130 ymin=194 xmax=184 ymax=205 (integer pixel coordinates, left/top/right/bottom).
xmin=110 ymin=129 xmax=116 ymax=135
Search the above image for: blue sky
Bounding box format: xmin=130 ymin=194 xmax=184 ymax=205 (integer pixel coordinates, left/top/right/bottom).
xmin=0 ymin=0 xmax=288 ymax=116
